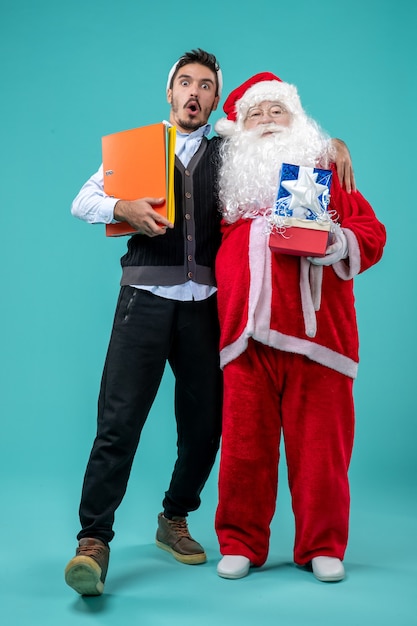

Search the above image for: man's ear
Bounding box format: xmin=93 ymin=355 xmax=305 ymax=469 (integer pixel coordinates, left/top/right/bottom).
xmin=212 ymin=95 xmax=220 ymax=111
xmin=167 ymin=89 xmax=172 ymax=104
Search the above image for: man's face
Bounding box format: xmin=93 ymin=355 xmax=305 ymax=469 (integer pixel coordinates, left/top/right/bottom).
xmin=243 ymin=100 xmax=292 ymax=134
xmin=167 ymin=63 xmax=219 ymax=133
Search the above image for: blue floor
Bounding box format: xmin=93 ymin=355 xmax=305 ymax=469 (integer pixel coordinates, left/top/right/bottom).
xmin=2 ymin=472 xmax=416 ymax=626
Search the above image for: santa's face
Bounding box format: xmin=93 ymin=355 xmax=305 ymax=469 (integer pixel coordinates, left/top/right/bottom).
xmin=243 ymin=100 xmax=292 ymax=134
xmin=167 ymin=63 xmax=219 ymax=133
xmin=218 ymin=102 xmax=329 ymax=222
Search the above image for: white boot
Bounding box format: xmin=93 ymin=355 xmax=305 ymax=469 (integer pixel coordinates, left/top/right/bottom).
xmin=311 ymin=556 xmax=345 ymax=582
xmin=217 ymin=555 xmax=251 ymax=579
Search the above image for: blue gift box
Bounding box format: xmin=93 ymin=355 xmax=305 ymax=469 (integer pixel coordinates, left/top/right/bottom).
xmin=269 ymin=163 xmax=333 ymax=256
xmin=275 ymin=163 xmax=332 ymax=220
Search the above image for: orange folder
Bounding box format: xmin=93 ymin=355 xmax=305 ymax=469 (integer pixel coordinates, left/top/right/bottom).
xmin=102 ymin=122 xmax=176 ymax=237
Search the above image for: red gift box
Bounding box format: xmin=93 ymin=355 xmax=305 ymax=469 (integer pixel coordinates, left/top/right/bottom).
xmin=269 ymin=218 xmax=331 ymax=257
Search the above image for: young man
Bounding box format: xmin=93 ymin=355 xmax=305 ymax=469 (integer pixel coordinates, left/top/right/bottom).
xmin=65 ymin=53 xmax=355 ymax=596
xmin=65 ymin=49 xmax=224 ymax=596
xmin=213 ymin=72 xmax=386 ymax=582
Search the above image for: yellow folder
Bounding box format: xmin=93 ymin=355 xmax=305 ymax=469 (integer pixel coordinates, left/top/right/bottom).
xmin=102 ymin=122 xmax=176 ymax=237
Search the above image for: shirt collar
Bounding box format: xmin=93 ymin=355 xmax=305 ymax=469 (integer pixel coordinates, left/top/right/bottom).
xmin=163 ymin=121 xmax=212 ymax=138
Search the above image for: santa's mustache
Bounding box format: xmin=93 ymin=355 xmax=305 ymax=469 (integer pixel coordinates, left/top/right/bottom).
xmin=248 ymin=123 xmax=288 ymax=137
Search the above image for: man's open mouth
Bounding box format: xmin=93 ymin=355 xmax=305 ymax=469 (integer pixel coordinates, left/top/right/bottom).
xmin=185 ymin=100 xmax=200 ymax=114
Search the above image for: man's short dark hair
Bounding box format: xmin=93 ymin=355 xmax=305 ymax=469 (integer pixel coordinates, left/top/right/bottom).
xmin=169 ymin=48 xmax=221 ymax=96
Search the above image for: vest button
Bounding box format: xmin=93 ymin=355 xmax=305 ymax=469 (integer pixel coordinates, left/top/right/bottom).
xmin=185 ymin=213 xmax=191 ymax=220
xmin=185 ymin=192 xmax=192 ymax=199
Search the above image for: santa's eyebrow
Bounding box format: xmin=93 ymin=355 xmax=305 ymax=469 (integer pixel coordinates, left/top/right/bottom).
xmin=248 ymin=101 xmax=286 ymax=110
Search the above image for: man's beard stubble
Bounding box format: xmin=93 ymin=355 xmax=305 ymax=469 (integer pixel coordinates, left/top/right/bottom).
xmin=170 ymin=96 xmax=213 ymax=132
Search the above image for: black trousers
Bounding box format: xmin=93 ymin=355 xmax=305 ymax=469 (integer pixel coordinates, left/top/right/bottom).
xmin=78 ymin=287 xmax=222 ymax=544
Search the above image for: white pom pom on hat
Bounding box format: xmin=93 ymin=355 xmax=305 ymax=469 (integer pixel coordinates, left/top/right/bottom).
xmin=215 ymin=71 xmax=302 ymax=137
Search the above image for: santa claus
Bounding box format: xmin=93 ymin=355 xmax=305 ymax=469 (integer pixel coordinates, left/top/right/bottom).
xmin=214 ymin=72 xmax=386 ymax=582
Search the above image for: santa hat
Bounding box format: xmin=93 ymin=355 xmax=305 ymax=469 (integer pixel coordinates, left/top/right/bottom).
xmin=215 ymin=71 xmax=302 ymax=137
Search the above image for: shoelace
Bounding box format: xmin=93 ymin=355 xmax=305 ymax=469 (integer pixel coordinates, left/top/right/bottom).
xmin=78 ymin=544 xmax=107 ymax=557
xmin=168 ymin=518 xmax=191 ymax=538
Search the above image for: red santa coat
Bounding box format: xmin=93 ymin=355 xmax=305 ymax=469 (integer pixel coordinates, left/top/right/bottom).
xmin=216 ymin=164 xmax=386 ymax=378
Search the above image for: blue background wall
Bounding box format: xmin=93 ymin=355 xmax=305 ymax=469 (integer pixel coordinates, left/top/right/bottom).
xmin=1 ymin=1 xmax=415 ymax=624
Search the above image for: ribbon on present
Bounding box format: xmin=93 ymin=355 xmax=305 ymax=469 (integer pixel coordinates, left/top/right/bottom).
xmin=266 ymin=163 xmax=335 ymax=236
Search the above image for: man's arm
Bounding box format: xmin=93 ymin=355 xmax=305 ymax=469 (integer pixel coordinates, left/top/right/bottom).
xmin=330 ymin=139 xmax=356 ymax=194
xmin=71 ymin=165 xmax=173 ymax=236
xmin=71 ymin=165 xmax=118 ymax=224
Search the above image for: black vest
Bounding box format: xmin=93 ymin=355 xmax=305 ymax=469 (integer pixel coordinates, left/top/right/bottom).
xmin=120 ymin=136 xmax=222 ymax=287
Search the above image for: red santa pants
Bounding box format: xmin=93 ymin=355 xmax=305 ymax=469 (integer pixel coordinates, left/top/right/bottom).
xmin=215 ymin=339 xmax=355 ymax=566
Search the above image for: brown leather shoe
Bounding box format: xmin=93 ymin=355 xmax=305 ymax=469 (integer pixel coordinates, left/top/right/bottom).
xmin=64 ymin=538 xmax=109 ymax=595
xmin=156 ymin=513 xmax=206 ymax=564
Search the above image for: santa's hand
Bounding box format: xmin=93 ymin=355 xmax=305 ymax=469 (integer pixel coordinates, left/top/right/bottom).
xmin=307 ymin=226 xmax=348 ymax=266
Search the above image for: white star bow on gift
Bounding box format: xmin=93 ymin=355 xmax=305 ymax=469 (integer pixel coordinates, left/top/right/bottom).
xmin=281 ymin=167 xmax=329 ymax=218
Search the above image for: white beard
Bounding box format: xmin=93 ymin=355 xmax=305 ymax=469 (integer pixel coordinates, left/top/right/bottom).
xmin=218 ymin=115 xmax=331 ymax=223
